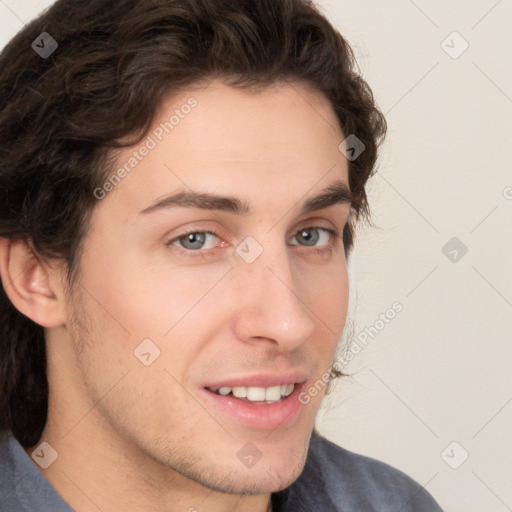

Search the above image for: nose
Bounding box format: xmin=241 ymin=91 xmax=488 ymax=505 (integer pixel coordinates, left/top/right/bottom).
xmin=232 ymin=250 xmax=316 ymax=351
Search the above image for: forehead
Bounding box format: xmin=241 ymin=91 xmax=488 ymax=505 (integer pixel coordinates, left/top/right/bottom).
xmin=162 ymin=79 xmax=343 ymax=159
xmin=100 ymin=80 xmax=348 ymax=216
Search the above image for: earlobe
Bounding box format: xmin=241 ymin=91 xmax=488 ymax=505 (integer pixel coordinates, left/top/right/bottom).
xmin=0 ymin=237 xmax=66 ymax=328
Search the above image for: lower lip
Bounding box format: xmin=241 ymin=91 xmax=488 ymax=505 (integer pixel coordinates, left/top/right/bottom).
xmin=201 ymin=384 xmax=305 ymax=430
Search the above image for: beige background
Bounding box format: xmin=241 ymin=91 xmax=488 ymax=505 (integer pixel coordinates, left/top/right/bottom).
xmin=1 ymin=1 xmax=511 ymax=510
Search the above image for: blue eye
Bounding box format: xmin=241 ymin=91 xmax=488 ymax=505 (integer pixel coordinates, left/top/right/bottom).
xmin=168 ymin=226 xmax=339 ymax=255
xmin=290 ymin=227 xmax=335 ymax=247
xmin=172 ymin=231 xmax=219 ymax=251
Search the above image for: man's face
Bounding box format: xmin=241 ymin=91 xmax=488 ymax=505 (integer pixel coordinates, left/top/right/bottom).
xmin=61 ymin=80 xmax=351 ymax=493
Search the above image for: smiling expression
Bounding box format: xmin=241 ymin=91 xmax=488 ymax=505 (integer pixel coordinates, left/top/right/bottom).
xmin=52 ymin=79 xmax=352 ymax=494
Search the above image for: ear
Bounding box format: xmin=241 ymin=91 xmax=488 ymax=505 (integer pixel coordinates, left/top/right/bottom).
xmin=0 ymin=237 xmax=66 ymax=328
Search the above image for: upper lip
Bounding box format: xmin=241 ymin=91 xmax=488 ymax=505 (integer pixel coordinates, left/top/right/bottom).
xmin=203 ymin=371 xmax=309 ymax=389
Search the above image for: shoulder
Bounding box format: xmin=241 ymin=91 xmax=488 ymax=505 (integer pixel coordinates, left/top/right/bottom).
xmin=0 ymin=431 xmax=17 ymax=484
xmin=0 ymin=431 xmax=22 ymax=510
xmin=0 ymin=431 xmax=72 ymax=512
xmin=273 ymin=431 xmax=443 ymax=512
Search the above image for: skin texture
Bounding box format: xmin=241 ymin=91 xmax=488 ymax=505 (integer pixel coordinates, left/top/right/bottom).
xmin=0 ymin=80 xmax=351 ymax=512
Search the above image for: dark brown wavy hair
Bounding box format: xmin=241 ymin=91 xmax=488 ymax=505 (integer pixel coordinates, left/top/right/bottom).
xmin=0 ymin=0 xmax=386 ymax=447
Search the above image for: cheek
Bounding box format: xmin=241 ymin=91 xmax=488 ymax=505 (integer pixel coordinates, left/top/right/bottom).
xmin=299 ymin=261 xmax=349 ymax=338
xmin=66 ymin=281 xmax=205 ymax=428
xmin=79 ymin=241 xmax=230 ymax=341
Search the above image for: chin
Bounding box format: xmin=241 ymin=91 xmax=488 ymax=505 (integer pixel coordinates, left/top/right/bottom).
xmin=166 ymin=440 xmax=310 ymax=495
xmin=196 ymin=458 xmax=307 ymax=495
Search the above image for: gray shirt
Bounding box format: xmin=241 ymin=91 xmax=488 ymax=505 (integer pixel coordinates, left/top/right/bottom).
xmin=0 ymin=430 xmax=443 ymax=511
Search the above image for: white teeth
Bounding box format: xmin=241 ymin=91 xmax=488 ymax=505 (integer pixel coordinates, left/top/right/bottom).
xmin=247 ymin=387 xmax=266 ymax=401
xmin=211 ymin=384 xmax=295 ymax=402
xmin=265 ymin=385 xmax=282 ymax=401
xmin=232 ymin=387 xmax=247 ymax=398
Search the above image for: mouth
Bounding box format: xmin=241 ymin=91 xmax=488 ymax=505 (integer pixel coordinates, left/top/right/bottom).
xmin=205 ymin=383 xmax=295 ymax=404
xmin=201 ymin=375 xmax=307 ymax=430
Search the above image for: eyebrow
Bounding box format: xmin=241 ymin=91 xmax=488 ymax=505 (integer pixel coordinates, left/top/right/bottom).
xmin=138 ymin=180 xmax=352 ymax=216
xmin=300 ymin=182 xmax=352 ymax=215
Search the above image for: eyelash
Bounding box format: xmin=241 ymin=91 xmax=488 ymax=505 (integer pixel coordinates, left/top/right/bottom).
xmin=166 ymin=227 xmax=342 ymax=259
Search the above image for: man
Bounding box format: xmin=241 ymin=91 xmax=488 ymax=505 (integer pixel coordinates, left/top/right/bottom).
xmin=0 ymin=0 xmax=443 ymax=510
